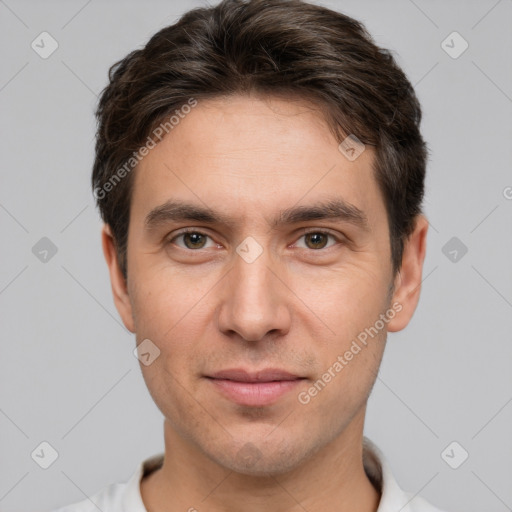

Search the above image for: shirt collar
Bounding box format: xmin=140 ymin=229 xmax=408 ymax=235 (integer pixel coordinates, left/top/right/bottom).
xmin=363 ymin=436 xmax=421 ymax=511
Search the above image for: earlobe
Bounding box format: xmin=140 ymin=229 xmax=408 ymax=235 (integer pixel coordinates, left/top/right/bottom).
xmin=101 ymin=225 xmax=136 ymax=333
xmin=387 ymin=214 xmax=429 ymax=333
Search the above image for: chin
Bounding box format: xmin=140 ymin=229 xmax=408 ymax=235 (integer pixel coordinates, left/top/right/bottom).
xmin=208 ymin=437 xmax=315 ymax=477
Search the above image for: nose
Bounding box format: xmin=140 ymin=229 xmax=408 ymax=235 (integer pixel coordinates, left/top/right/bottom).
xmin=216 ymin=248 xmax=291 ymax=342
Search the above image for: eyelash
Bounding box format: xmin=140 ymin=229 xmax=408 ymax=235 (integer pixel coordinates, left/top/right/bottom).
xmin=167 ymin=228 xmax=342 ymax=251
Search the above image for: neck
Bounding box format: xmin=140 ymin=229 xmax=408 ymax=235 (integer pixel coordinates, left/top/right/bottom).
xmin=141 ymin=409 xmax=381 ymax=512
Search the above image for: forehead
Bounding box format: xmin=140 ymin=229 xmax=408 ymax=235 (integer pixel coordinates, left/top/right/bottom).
xmin=131 ymin=94 xmax=384 ymax=229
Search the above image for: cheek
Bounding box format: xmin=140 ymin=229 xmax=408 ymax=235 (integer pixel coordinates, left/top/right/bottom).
xmin=298 ymin=329 xmax=386 ymax=427
xmin=290 ymin=261 xmax=390 ymax=333
xmin=129 ymin=278 xmax=209 ymax=416
xmin=139 ymin=357 xmax=204 ymax=443
xmin=289 ymin=263 xmax=390 ymax=409
xmin=133 ymin=280 xmax=209 ymax=420
xmin=129 ymin=266 xmax=210 ymax=336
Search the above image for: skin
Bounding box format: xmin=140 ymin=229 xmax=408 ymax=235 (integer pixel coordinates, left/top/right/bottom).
xmin=102 ymin=93 xmax=428 ymax=512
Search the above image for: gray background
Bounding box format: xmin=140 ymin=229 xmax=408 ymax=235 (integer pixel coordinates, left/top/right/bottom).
xmin=1 ymin=0 xmax=511 ymax=511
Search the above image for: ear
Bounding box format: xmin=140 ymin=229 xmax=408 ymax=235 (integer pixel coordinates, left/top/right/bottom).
xmin=101 ymin=224 xmax=135 ymax=333
xmin=387 ymin=214 xmax=429 ymax=332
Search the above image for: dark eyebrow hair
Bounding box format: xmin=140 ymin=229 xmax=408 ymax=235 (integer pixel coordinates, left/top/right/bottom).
xmin=145 ymin=201 xmax=235 ymax=229
xmin=273 ymin=198 xmax=370 ymax=231
xmin=145 ymin=198 xmax=370 ymax=232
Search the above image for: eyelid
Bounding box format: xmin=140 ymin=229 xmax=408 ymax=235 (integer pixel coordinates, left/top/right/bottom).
xmin=171 ymin=227 xmax=210 ymax=236
xmin=300 ymin=227 xmax=338 ymax=236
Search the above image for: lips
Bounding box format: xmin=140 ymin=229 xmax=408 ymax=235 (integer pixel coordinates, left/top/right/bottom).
xmin=208 ymin=368 xmax=303 ymax=382
xmin=205 ymin=368 xmax=305 ymax=406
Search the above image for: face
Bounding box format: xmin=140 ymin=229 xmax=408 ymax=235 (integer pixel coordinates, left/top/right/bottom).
xmin=103 ymin=94 xmax=427 ymax=476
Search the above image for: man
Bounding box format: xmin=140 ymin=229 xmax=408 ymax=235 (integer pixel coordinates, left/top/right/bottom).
xmin=54 ymin=0 xmax=448 ymax=510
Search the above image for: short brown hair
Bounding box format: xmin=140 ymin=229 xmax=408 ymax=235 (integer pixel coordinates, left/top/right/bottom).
xmin=92 ymin=0 xmax=427 ymax=279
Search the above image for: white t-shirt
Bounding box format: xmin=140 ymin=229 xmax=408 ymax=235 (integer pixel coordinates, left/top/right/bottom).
xmin=52 ymin=437 xmax=448 ymax=511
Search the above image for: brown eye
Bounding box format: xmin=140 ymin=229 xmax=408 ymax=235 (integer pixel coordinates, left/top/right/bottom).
xmin=183 ymin=232 xmax=207 ymax=249
xmin=170 ymin=231 xmax=215 ymax=250
xmin=304 ymin=232 xmax=329 ymax=249
xmin=294 ymin=231 xmax=339 ymax=251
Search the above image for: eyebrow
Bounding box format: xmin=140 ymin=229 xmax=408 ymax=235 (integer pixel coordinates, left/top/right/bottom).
xmin=145 ymin=198 xmax=370 ymax=232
